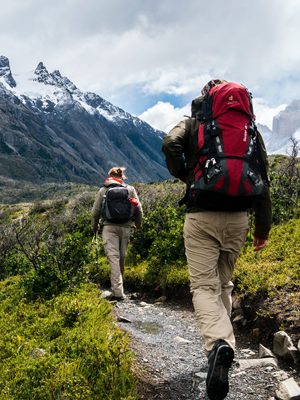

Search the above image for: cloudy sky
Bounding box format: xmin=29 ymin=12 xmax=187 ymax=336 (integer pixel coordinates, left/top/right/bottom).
xmin=1 ymin=0 xmax=299 ymax=131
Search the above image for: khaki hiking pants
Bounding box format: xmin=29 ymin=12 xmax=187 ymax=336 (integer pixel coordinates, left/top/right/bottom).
xmin=184 ymin=211 xmax=249 ymax=353
xmin=102 ymin=225 xmax=131 ymax=298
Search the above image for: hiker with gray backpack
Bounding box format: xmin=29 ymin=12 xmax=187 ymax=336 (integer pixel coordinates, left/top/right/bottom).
xmin=92 ymin=167 xmax=143 ymax=301
xmin=162 ymin=79 xmax=272 ymax=400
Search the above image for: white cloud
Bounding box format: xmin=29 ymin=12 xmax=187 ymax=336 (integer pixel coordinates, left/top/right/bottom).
xmin=142 ymin=70 xmax=212 ymax=96
xmin=0 ymin=0 xmax=300 ymax=112
xmin=253 ymin=99 xmax=287 ymax=130
xmin=140 ymin=97 xmax=288 ymax=133
xmin=139 ymin=101 xmax=190 ymax=133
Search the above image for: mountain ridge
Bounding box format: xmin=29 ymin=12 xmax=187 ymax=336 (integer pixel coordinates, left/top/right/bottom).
xmin=257 ymin=98 xmax=300 ymax=155
xmin=0 ymin=55 xmax=169 ymax=184
xmin=0 ymin=55 xmax=299 ymax=188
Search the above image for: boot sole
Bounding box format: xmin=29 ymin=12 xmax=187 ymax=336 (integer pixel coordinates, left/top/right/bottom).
xmin=206 ymin=344 xmax=234 ymax=400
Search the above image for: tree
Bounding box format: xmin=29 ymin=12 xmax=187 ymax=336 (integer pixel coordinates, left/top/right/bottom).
xmin=270 ymin=138 xmax=300 ymax=223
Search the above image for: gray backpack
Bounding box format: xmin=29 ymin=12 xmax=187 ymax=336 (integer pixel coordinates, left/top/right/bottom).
xmin=101 ymin=184 xmax=134 ymax=223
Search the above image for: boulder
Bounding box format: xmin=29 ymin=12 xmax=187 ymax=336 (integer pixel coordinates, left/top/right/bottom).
xmin=273 ymin=331 xmax=300 ymax=364
xmin=275 ymin=378 xmax=300 ymax=400
xmin=259 ymin=344 xmax=276 ymax=358
xmin=238 ymin=357 xmax=278 ymax=370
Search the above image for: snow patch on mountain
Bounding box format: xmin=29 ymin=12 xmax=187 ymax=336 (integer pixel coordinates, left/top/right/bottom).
xmin=0 ymin=56 xmax=169 ymax=184
xmin=268 ymin=129 xmax=300 ymax=155
xmin=2 ymin=58 xmax=164 ymax=138
xmin=1 ymin=56 xmax=298 ymax=154
xmin=0 ymin=56 xmax=16 ymax=88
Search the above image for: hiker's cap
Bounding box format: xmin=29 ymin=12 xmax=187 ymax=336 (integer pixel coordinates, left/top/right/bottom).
xmin=108 ymin=166 xmax=126 ymax=180
xmin=201 ymin=79 xmax=227 ymax=96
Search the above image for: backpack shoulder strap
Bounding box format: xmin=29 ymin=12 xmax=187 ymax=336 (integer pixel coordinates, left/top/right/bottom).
xmin=202 ymin=92 xmax=213 ymax=121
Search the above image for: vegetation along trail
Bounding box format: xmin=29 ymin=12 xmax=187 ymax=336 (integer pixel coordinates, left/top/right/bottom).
xmin=113 ymin=294 xmax=299 ymax=400
xmin=0 ymin=150 xmax=298 ymax=398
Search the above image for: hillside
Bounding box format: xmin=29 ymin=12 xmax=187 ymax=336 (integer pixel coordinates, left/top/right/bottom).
xmin=0 ymin=55 xmax=169 ymax=184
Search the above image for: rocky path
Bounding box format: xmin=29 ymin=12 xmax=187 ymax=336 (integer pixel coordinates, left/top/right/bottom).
xmin=113 ymin=295 xmax=299 ymax=400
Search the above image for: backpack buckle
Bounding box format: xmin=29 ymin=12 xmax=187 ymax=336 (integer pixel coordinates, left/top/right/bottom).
xmin=205 ymin=158 xmax=216 ymax=169
xmin=205 ymin=158 xmax=222 ymax=183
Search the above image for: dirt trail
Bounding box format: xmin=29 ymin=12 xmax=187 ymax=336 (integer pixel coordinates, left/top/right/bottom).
xmin=113 ymin=296 xmax=298 ymax=400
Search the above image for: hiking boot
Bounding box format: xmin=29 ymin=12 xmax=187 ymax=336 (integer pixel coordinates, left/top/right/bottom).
xmin=109 ymin=295 xmax=125 ymax=302
xmin=206 ymin=339 xmax=234 ymax=400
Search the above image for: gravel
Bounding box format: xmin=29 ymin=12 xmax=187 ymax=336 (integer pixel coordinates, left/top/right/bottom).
xmin=113 ymin=296 xmax=299 ymax=400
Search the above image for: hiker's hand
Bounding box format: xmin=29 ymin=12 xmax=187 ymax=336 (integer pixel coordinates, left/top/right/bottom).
xmin=131 ymin=224 xmax=137 ymax=234
xmin=253 ymin=237 xmax=267 ymax=252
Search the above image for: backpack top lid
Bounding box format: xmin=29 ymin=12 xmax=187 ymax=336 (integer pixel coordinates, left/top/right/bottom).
xmin=103 ymin=176 xmax=124 ymax=187
xmin=208 ymin=81 xmax=253 ymax=119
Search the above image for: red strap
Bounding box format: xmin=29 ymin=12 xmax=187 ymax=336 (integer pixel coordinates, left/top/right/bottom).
xmin=198 ymin=124 xmax=205 ymax=149
xmin=129 ymin=198 xmax=139 ymax=206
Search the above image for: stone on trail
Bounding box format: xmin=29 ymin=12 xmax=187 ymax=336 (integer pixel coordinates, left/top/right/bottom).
xmin=101 ymin=290 xmax=112 ymax=299
xmin=173 ymin=336 xmax=191 ymax=344
xmin=237 ymin=357 xmax=278 ymax=370
xmin=194 ymin=371 xmax=207 ymax=381
xmin=117 ymin=315 xmax=132 ymax=323
xmin=273 ymin=331 xmax=300 ymax=364
xmin=240 ymin=348 xmax=256 ymax=357
xmin=259 ymin=343 xmax=277 ymax=358
xmin=275 ymin=378 xmax=300 ymax=400
xmin=154 ymin=295 xmax=167 ymax=304
xmin=139 ymin=301 xmax=150 ymax=307
xmin=272 ymin=370 xmax=289 ymax=381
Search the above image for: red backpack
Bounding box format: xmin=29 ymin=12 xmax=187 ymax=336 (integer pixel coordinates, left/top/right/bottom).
xmin=190 ymin=82 xmax=266 ymax=210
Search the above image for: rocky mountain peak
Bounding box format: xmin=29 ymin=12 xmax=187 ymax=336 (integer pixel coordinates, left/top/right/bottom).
xmin=33 ymin=62 xmax=78 ymax=92
xmin=285 ymin=99 xmax=300 ymax=112
xmin=0 ymin=55 xmax=10 ymax=68
xmin=35 ymin=61 xmax=48 ymax=73
xmin=272 ymin=98 xmax=300 ymax=137
xmin=0 ymin=55 xmax=16 ymax=88
xmin=34 ymin=61 xmax=51 ymax=83
xmin=50 ymin=70 xmax=78 ymax=92
xmin=0 ymin=57 xmax=168 ymax=183
xmin=52 ymin=69 xmax=62 ymax=77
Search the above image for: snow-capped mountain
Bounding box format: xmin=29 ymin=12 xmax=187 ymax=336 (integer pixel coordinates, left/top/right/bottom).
xmin=0 ymin=55 xmax=168 ymax=184
xmin=268 ymin=100 xmax=300 ymax=154
xmin=258 ymin=100 xmax=300 ymax=155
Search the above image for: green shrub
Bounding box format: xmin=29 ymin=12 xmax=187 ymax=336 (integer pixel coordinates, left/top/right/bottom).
xmin=0 ymin=251 xmax=31 ymax=279
xmin=21 ymin=230 xmax=92 ymax=300
xmin=125 ymin=257 xmax=189 ymax=293
xmin=234 ymin=218 xmax=300 ymax=296
xmin=269 ymin=148 xmax=300 ymax=224
xmin=129 ymin=201 xmax=185 ymax=264
xmin=87 ymin=255 xmax=111 ymax=287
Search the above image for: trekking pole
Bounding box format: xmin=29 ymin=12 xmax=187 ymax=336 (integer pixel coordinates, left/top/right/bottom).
xmin=95 ymin=232 xmax=99 ymax=268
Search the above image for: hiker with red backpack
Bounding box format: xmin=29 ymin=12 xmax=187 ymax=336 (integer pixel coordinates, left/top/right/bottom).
xmin=162 ymin=79 xmax=272 ymax=400
xmin=92 ymin=167 xmax=143 ymax=301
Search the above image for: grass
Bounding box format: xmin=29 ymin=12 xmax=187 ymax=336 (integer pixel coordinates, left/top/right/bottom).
xmin=0 ymin=278 xmax=137 ymax=400
xmin=234 ymin=218 xmax=300 ymax=295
